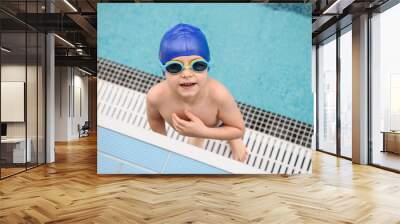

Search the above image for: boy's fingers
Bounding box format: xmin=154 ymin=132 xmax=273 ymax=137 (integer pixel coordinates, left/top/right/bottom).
xmin=172 ymin=113 xmax=183 ymax=126
xmin=171 ymin=114 xmax=178 ymax=128
xmin=172 ymin=120 xmax=178 ymax=130
xmin=174 ymin=113 xmax=186 ymax=121
xmin=174 ymin=114 xmax=190 ymax=127
xmin=172 ymin=113 xmax=177 ymax=121
xmin=175 ymin=122 xmax=184 ymax=131
xmin=241 ymin=150 xmax=249 ymax=163
xmin=174 ymin=123 xmax=181 ymax=133
xmin=172 ymin=114 xmax=183 ymax=130
xmin=173 ymin=122 xmax=183 ymax=132
xmin=184 ymin=110 xmax=198 ymax=121
xmin=172 ymin=113 xmax=181 ymax=122
xmin=172 ymin=117 xmax=185 ymax=132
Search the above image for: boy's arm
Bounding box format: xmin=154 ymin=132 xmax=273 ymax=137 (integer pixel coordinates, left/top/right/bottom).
xmin=146 ymin=93 xmax=166 ymax=135
xmin=208 ymin=90 xmax=245 ymax=140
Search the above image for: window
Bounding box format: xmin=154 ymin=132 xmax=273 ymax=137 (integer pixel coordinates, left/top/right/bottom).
xmin=317 ymin=35 xmax=337 ymax=154
xmin=370 ymin=3 xmax=400 ymax=171
xmin=339 ymin=27 xmax=352 ymax=158
xmin=0 ymin=1 xmax=46 ymax=179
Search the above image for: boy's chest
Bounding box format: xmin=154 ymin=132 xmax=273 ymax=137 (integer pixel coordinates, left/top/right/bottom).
xmin=159 ymin=100 xmax=219 ymax=127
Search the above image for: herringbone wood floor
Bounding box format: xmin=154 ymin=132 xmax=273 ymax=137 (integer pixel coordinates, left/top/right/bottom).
xmin=1 ymin=135 xmax=400 ymax=224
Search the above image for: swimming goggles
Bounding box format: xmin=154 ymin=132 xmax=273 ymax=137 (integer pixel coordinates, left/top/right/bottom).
xmin=161 ymin=58 xmax=209 ymax=75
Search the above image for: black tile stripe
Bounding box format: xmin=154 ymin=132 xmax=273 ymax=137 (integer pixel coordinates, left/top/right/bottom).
xmin=98 ymin=57 xmax=313 ymax=148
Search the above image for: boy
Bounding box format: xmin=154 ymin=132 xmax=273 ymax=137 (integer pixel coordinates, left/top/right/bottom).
xmin=146 ymin=23 xmax=248 ymax=162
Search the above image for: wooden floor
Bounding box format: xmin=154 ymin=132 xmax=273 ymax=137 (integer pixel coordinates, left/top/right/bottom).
xmin=1 ymin=135 xmax=400 ymax=224
xmin=0 ymin=167 xmax=26 ymax=178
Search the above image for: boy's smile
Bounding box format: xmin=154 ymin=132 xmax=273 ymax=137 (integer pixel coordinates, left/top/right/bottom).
xmin=179 ymin=81 xmax=197 ymax=88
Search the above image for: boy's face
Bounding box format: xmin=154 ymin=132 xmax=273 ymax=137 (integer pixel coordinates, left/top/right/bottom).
xmin=165 ymin=55 xmax=208 ymax=98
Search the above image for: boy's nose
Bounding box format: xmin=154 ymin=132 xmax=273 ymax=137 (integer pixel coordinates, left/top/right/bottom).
xmin=180 ymin=69 xmax=194 ymax=78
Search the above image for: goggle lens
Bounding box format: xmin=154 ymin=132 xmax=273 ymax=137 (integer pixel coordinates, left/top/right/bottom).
xmin=191 ymin=60 xmax=208 ymax=72
xmin=165 ymin=62 xmax=183 ymax=74
xmin=163 ymin=59 xmax=209 ymax=74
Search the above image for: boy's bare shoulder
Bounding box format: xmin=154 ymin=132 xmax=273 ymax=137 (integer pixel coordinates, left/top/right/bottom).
xmin=147 ymin=81 xmax=167 ymax=106
xmin=208 ymin=78 xmax=234 ymax=103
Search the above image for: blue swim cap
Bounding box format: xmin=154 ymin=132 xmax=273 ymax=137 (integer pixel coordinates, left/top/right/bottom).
xmin=159 ymin=23 xmax=210 ymax=64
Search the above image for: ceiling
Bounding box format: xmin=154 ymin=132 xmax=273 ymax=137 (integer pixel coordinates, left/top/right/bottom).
xmin=0 ymin=0 xmax=392 ymax=74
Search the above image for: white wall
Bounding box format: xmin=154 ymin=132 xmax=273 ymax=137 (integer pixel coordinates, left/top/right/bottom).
xmin=1 ymin=65 xmax=26 ymax=139
xmin=55 ymin=67 xmax=89 ymax=141
xmin=1 ymin=65 xmax=39 ymax=138
xmin=1 ymin=63 xmax=46 ymax=164
xmin=71 ymin=73 xmax=89 ymax=138
xmin=55 ymin=66 xmax=69 ymax=141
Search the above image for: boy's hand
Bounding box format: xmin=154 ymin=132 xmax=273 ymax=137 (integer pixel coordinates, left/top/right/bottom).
xmin=229 ymin=139 xmax=249 ymax=163
xmin=172 ymin=110 xmax=209 ymax=138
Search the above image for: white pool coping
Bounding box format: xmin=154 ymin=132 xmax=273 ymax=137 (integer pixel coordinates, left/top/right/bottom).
xmin=98 ymin=113 xmax=267 ymax=174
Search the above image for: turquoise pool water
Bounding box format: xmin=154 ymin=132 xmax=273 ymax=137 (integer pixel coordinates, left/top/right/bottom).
xmin=98 ymin=3 xmax=313 ymax=124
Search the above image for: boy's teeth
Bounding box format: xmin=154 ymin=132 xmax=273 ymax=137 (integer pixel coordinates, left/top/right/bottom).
xmin=182 ymin=83 xmax=194 ymax=86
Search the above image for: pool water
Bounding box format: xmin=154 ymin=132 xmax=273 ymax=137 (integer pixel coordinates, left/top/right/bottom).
xmin=98 ymin=3 xmax=313 ymax=124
